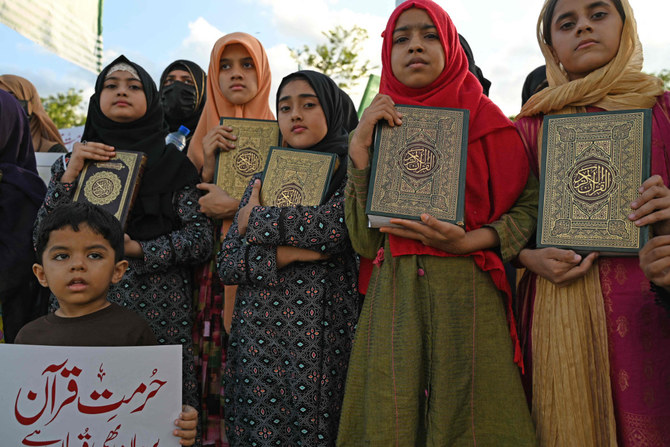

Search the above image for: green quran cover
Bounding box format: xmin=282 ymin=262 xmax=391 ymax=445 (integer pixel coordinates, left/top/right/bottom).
xmin=259 ymin=147 xmax=337 ymax=207
xmin=73 ymin=151 xmax=147 ymax=229
xmin=214 ymin=117 xmax=280 ymax=200
xmin=538 ymin=109 xmax=651 ymax=254
xmin=365 ymin=104 xmax=469 ymax=228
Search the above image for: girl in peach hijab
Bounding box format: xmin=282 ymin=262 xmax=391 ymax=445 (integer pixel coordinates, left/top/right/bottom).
xmin=188 ymin=32 xmax=274 ymax=445
xmin=0 ymin=75 xmax=66 ymax=153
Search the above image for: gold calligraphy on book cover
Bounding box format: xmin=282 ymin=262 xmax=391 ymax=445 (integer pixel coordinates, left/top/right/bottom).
xmin=538 ymin=110 xmax=651 ymax=253
xmin=73 ymin=151 xmax=147 ymax=229
xmin=214 ymin=118 xmax=280 ymax=200
xmin=260 ymin=147 xmax=336 ymax=207
xmin=366 ymin=105 xmax=469 ymax=228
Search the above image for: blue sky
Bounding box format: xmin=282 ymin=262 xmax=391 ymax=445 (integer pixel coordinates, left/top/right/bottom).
xmin=1 ymin=0 xmax=668 ymax=116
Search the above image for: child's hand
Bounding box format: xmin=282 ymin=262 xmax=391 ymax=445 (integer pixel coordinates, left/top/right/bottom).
xmin=518 ymin=247 xmax=598 ymax=287
xmin=381 ymin=213 xmax=472 ymax=253
xmin=173 ymin=404 xmax=197 ymax=446
xmin=237 ymin=179 xmax=261 ymax=236
xmin=123 ymin=234 xmax=143 ymax=258
xmin=197 ymin=183 xmax=240 ymax=219
xmin=349 ymin=94 xmax=402 ymax=169
xmin=62 ymin=141 xmax=116 ymax=183
xmin=201 ymin=125 xmax=237 ymax=183
xmin=639 ymin=235 xmax=670 ymax=288
xmin=629 ymin=175 xmax=670 ymax=235
xmin=276 ymin=246 xmax=330 ymax=268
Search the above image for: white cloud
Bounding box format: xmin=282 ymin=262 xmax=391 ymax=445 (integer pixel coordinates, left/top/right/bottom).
xmin=175 ymin=17 xmax=223 ymax=70
xmin=254 ymin=0 xmax=385 ymax=105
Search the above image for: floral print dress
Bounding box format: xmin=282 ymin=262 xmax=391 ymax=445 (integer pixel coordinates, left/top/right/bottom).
xmin=217 ymin=175 xmax=360 ymax=447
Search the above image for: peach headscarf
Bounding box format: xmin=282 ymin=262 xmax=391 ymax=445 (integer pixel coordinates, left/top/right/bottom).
xmin=0 ymin=75 xmax=65 ymax=152
xmin=188 ymin=32 xmax=274 ymax=171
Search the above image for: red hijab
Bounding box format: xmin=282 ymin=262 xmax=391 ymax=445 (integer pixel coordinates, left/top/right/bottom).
xmin=380 ymin=0 xmax=529 ymax=367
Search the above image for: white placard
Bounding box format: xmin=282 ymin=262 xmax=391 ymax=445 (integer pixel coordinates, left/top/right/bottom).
xmin=59 ymin=126 xmax=85 ymax=152
xmin=0 ymin=344 xmax=182 ymax=446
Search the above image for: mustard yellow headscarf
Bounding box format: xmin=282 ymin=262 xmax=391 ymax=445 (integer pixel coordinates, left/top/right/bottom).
xmin=518 ymin=0 xmax=663 ymax=118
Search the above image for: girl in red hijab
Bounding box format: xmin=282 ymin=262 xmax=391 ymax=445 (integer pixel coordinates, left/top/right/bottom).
xmin=338 ymin=1 xmax=537 ymax=445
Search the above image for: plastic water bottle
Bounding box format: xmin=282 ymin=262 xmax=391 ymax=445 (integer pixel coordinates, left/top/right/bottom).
xmin=165 ymin=125 xmax=190 ymax=151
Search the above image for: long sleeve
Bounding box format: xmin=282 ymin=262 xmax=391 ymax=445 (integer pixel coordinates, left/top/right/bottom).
xmin=485 ymin=173 xmax=539 ymax=263
xmin=217 ymin=176 xmax=285 ymax=287
xmin=132 ymin=184 xmax=213 ymax=275
xmin=244 ymin=179 xmax=350 ymax=254
xmin=344 ymin=159 xmax=385 ymax=260
xmin=33 ymin=155 xmax=76 ymax=245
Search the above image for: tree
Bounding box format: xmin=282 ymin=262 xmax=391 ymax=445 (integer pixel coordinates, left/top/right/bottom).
xmin=655 ymin=69 xmax=670 ymax=90
xmin=290 ymin=25 xmax=376 ymax=91
xmin=41 ymin=88 xmax=86 ymax=128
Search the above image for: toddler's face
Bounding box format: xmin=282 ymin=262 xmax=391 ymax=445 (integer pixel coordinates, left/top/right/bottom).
xmin=33 ymin=224 xmax=127 ymax=318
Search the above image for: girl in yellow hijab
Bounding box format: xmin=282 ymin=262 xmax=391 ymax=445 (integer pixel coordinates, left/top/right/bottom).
xmin=515 ymin=0 xmax=670 ymax=445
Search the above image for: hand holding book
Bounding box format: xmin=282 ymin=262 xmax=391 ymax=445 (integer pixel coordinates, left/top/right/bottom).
xmin=349 ymin=94 xmax=402 ymax=169
xmin=196 ymin=183 xmax=240 ymax=219
xmin=518 ymin=247 xmax=598 ymax=287
xmin=201 ymin=123 xmax=237 ymax=183
xmin=62 ymin=141 xmax=116 ymax=183
xmin=380 ymin=214 xmax=500 ymax=255
xmin=628 ymin=174 xmax=670 ymax=235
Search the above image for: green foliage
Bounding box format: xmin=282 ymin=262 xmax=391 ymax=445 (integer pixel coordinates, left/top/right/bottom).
xmin=41 ymin=88 xmax=86 ymax=129
xmin=290 ymin=25 xmax=376 ymax=91
xmin=655 ymin=69 xmax=670 ymax=90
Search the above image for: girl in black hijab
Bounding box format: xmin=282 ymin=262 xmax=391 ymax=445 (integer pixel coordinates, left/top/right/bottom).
xmin=159 ymin=59 xmax=207 ymax=154
xmin=34 ymin=55 xmax=213 ymax=413
xmin=217 ymin=70 xmax=361 ymax=447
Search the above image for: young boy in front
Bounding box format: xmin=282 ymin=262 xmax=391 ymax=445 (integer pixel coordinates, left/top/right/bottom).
xmin=15 ymin=202 xmax=197 ymax=446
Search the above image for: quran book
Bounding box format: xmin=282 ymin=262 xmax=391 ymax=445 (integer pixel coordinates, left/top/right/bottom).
xmin=260 ymin=147 xmax=337 ymax=207
xmin=73 ymin=151 xmax=147 ymax=229
xmin=366 ymin=104 xmax=469 ymax=228
xmin=538 ymin=109 xmax=651 ymax=254
xmin=214 ymin=118 xmax=280 ymax=200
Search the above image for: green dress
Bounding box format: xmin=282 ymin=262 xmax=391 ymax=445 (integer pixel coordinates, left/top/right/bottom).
xmin=337 ymin=163 xmax=539 ymax=446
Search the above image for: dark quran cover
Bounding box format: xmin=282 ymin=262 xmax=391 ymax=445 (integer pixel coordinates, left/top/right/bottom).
xmin=538 ymin=109 xmax=651 ymax=254
xmin=214 ymin=118 xmax=280 ymax=200
xmin=259 ymin=147 xmax=337 ymax=207
xmin=73 ymin=151 xmax=147 ymax=229
xmin=365 ymin=104 xmax=469 ymax=228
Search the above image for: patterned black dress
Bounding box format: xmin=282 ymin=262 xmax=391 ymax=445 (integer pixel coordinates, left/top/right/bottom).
xmin=218 ymin=175 xmax=360 ymax=447
xmin=35 ymin=155 xmax=213 ymax=409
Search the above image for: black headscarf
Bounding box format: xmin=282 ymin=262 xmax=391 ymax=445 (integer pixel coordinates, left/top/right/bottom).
xmin=458 ymin=34 xmax=491 ymax=97
xmin=0 ymin=90 xmax=46 ymax=293
xmin=82 ymin=55 xmax=199 ymax=241
xmin=159 ymin=59 xmax=207 ymax=146
xmin=521 ymin=65 xmax=548 ymax=106
xmin=276 ymin=70 xmax=358 ymax=199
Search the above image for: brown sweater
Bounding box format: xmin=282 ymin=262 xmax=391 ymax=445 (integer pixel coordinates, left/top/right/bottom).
xmin=15 ymin=302 xmax=157 ymax=346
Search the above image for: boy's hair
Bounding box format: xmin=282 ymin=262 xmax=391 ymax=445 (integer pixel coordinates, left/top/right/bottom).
xmin=35 ymin=203 xmax=125 ymax=263
xmin=542 ymin=0 xmax=626 ymax=46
